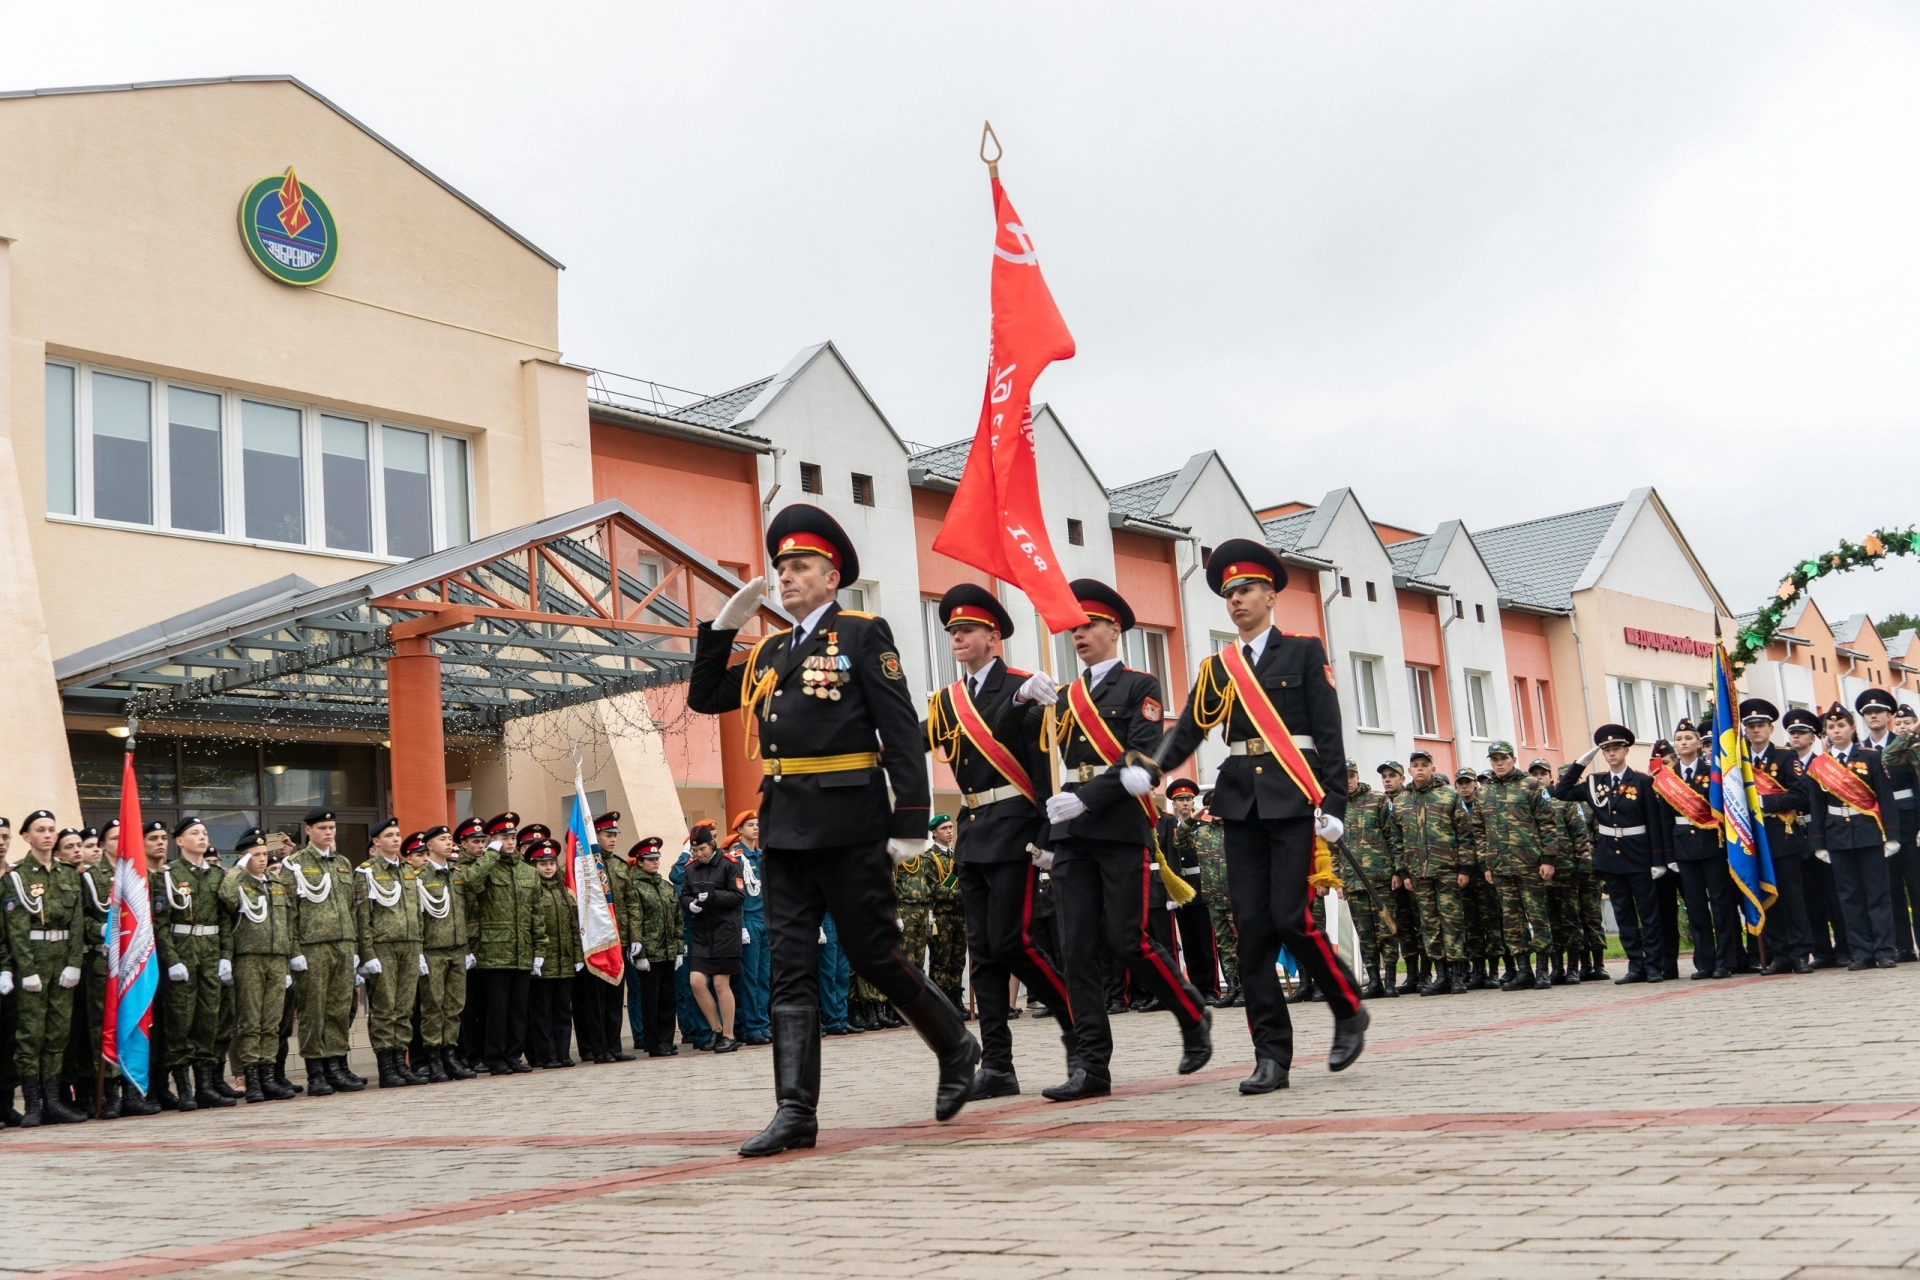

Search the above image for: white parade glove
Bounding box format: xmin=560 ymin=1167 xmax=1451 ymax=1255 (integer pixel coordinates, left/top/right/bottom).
xmin=1315 ymin=814 xmax=1345 ymax=844
xmin=1815 ymin=849 xmax=1831 ymax=864
xmin=1886 ymin=842 xmax=1901 ymax=857
xmin=284 ymin=974 xmax=293 ymax=989
xmin=1576 ymin=744 xmax=1602 ymax=767
xmin=289 ymin=954 xmax=308 ymax=973
xmin=1120 ymin=765 xmax=1153 ymax=797
xmin=896 ymin=917 xmax=905 ymax=933
xmin=688 ymin=900 xmax=703 ymax=914
xmin=168 ymin=963 xmax=189 ymax=983
xmin=1016 ymin=670 xmax=1059 ymax=706
xmin=419 ymin=954 xmax=430 ymax=976
xmin=1669 ymin=863 xmax=1680 ymax=874
xmin=532 ymin=957 xmax=545 ymax=977
xmin=638 ymin=957 xmax=651 ymax=971
xmin=0 ymin=971 xmax=12 ymax=997
xmin=697 ymin=890 xmax=709 ymax=901
xmin=465 ymin=953 xmax=476 ymax=970
xmin=58 ymin=966 xmax=81 ymax=989
xmin=218 ymin=958 xmax=234 ymax=985
xmin=355 ymin=971 xmax=365 ymax=988
xmin=886 ymin=837 xmax=920 ymax=867
xmin=1046 ymin=792 xmax=1087 ymax=823
xmin=1030 ymin=847 xmax=1055 ymax=871
xmin=22 ymin=973 xmax=42 ymax=993
xmin=1166 ymin=898 xmax=1180 ymax=911
xmin=817 ymin=928 xmax=828 ymax=945
xmin=628 ymin=942 xmax=643 ymax=960
xmin=359 ymin=957 xmax=382 ymax=977
xmin=742 ymin=927 xmax=751 ymax=944
xmin=575 ymin=961 xmax=584 ymax=972
xmin=1650 ymin=865 xmax=1667 ymax=880
xmin=352 ymin=954 xmax=360 ymax=972
xmin=674 ymin=954 xmax=684 ymax=970
xmin=713 ymin=576 xmax=768 ymax=632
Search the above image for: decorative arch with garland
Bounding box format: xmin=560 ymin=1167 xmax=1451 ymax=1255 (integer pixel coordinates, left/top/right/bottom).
xmin=1729 ymin=526 xmax=1919 ymax=676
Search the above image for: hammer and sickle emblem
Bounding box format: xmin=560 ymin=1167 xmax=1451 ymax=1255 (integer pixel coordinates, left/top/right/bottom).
xmin=992 ymin=221 xmax=1038 ymax=265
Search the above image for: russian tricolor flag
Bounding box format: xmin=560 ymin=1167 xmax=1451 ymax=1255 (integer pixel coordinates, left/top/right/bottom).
xmin=101 ymin=744 xmax=158 ymax=1096
xmin=564 ymin=767 xmax=624 ymax=984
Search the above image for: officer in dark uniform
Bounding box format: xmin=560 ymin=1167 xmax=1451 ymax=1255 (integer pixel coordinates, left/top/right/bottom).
xmin=1857 ymin=688 xmax=1919 ymax=959
xmin=1808 ymin=701 xmax=1900 ymax=969
xmin=1743 ymin=699 xmax=1813 ymax=974
xmin=689 ymin=504 xmax=978 ymax=1157
xmin=1162 ymin=778 xmax=1220 ymax=1003
xmin=1003 ymin=577 xmax=1210 ymax=1101
xmin=1555 ymin=725 xmax=1671 ymax=983
xmin=919 ymin=583 xmax=1072 ymax=1102
xmin=1650 ymin=718 xmax=1741 ymax=978
xmin=1156 ymin=542 xmax=1362 ymax=1095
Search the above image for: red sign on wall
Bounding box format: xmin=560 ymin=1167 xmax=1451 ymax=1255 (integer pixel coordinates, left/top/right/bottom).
xmin=1623 ymin=627 xmax=1713 ymax=657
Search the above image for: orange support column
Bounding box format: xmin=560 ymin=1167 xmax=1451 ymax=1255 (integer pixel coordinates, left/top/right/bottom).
xmin=717 ymin=703 xmax=763 ymax=831
xmin=387 ymin=636 xmax=448 ymax=833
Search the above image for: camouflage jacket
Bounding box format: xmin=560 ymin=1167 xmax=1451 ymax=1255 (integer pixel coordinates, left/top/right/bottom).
xmin=1339 ymin=783 xmax=1399 ymax=880
xmin=1472 ymin=771 xmax=1558 ymax=877
xmin=1545 ymin=796 xmax=1592 ymax=873
xmin=630 ymin=867 xmax=683 ymax=962
xmin=1389 ymin=778 xmax=1479 ymax=877
xmin=894 ymin=850 xmax=942 ymax=909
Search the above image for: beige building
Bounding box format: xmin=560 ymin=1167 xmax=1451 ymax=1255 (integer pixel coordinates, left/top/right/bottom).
xmin=0 ymin=76 xmax=622 ymax=849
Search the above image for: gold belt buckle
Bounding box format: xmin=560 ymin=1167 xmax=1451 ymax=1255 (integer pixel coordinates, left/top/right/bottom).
xmin=1075 ymin=764 xmax=1097 ymax=783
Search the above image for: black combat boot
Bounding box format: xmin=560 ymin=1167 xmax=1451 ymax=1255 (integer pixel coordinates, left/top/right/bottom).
xmin=151 ymin=1068 xmax=179 ymax=1111
xmin=1396 ymin=958 xmax=1424 ymax=996
xmin=258 ymin=1063 xmax=296 ymax=1100
xmin=1589 ymin=948 xmax=1610 ymax=981
xmin=194 ymin=1063 xmax=236 ymax=1108
xmin=1378 ymin=958 xmax=1399 ymax=997
xmin=1359 ymin=964 xmax=1386 ymax=1000
xmin=100 ymin=1077 xmax=122 ymax=1119
xmin=896 ymin=983 xmax=982 ymax=1122
xmin=440 ymin=1046 xmax=475 ymax=1080
xmin=41 ymin=1077 xmax=90 ymax=1125
xmin=423 ymin=1050 xmax=450 ymax=1083
xmin=242 ymin=1065 xmax=268 ymax=1104
xmin=274 ymin=1051 xmax=303 ymax=1095
xmin=334 ymin=1055 xmax=368 ymax=1087
xmin=304 ymin=1059 xmax=335 ymax=1096
xmin=1500 ymin=951 xmax=1535 ymax=991
xmin=1466 ymin=958 xmax=1490 ymax=991
xmin=1499 ymin=953 xmax=1518 ymax=985
xmin=18 ymin=1078 xmax=45 ymax=1128
xmin=1448 ymin=960 xmax=1470 ymax=995
xmin=1 ymin=1084 xmax=21 ymax=1127
xmin=739 ymin=1006 xmax=821 ymax=1157
xmin=1418 ymin=958 xmax=1450 ymax=996
xmin=1286 ymin=976 xmax=1317 ymax=1005
xmin=208 ymin=1065 xmax=243 ymax=1100
xmin=1534 ymin=952 xmax=1553 ymax=988
xmin=1550 ymin=952 xmax=1571 ymax=985
xmin=376 ymin=1049 xmax=411 ymax=1088
xmin=171 ymin=1065 xmax=199 ymax=1111
xmin=120 ymin=1076 xmax=162 ymax=1115
xmin=325 ymin=1057 xmax=367 ymax=1091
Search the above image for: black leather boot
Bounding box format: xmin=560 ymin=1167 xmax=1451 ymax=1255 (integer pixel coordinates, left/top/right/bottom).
xmin=334 ymin=1055 xmax=368 ymax=1087
xmin=968 ymin=1065 xmax=1021 ymax=1100
xmin=152 ymin=1068 xmax=179 ymax=1111
xmin=1534 ymin=952 xmax=1553 ymax=987
xmin=325 ymin=1057 xmax=367 ymax=1092
xmin=171 ymin=1065 xmax=199 ymax=1111
xmin=19 ymin=1077 xmax=45 ymax=1128
xmin=1329 ymin=1005 xmax=1371 ymax=1072
xmin=120 ymin=1076 xmax=162 ymax=1115
xmin=1466 ymin=958 xmax=1490 ymax=991
xmin=1550 ymin=952 xmax=1572 ymax=985
xmin=1499 ymin=953 xmax=1517 ymax=985
xmin=1286 ymin=976 xmax=1317 ymax=1005
xmin=1589 ymin=949 xmax=1610 ymax=981
xmin=98 ymin=1077 xmax=121 ymax=1119
xmin=208 ymin=1065 xmax=243 ymax=1100
xmin=42 ymin=1077 xmax=91 ymax=1125
xmin=259 ymin=1063 xmax=296 ymax=1100
xmin=243 ymin=1065 xmax=268 ymax=1104
xmin=1240 ymin=1059 xmax=1289 ymax=1094
xmin=1501 ymin=952 xmax=1535 ymax=991
xmin=1448 ymin=960 xmax=1470 ymax=995
xmin=304 ymin=1059 xmax=335 ymax=1096
xmin=1396 ymin=958 xmax=1423 ymax=996
xmin=1359 ymin=964 xmax=1385 ymax=1000
xmin=739 ymin=1006 xmax=821 ymax=1157
xmin=1378 ymin=958 xmax=1399 ymax=997
xmin=194 ymin=1063 xmax=237 ymax=1108
xmin=377 ymin=1049 xmax=411 ymax=1088
xmin=896 ymin=984 xmax=981 ymax=1122
xmin=440 ymin=1046 xmax=475 ymax=1080
xmin=1418 ymin=958 xmax=1450 ymax=996
xmin=274 ymin=1051 xmax=303 ymax=1095
xmin=423 ymin=1050 xmax=450 ymax=1083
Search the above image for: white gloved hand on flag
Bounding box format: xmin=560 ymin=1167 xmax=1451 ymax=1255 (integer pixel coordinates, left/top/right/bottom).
xmin=1315 ymin=814 xmax=1345 ymax=844
xmin=1016 ymin=671 xmax=1059 ymax=706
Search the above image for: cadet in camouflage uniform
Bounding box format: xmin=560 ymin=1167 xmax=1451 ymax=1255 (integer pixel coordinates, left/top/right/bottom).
xmin=1451 ymin=772 xmax=1501 ymax=989
xmin=220 ymin=828 xmax=298 ymax=1103
xmin=1533 ymin=759 xmax=1605 ymax=978
xmin=284 ymin=809 xmax=365 ymax=1096
xmin=1524 ymin=760 xmax=1581 ymax=984
xmin=926 ymin=818 xmax=968 ymax=1013
xmin=592 ymin=814 xmax=640 ymax=1059
xmin=1193 ymin=802 xmax=1237 ymax=1002
xmin=1473 ymin=745 xmax=1559 ymax=991
xmin=1389 ymin=752 xmax=1479 ymax=995
xmin=629 ymin=839 xmax=683 ymax=1055
xmin=892 ymin=841 xmax=942 ymax=994
xmin=526 ymin=840 xmax=577 ymax=1067
xmin=414 ymin=826 xmax=473 ymax=1080
xmin=355 ymin=818 xmax=424 ymax=1089
xmin=156 ymin=817 xmax=236 ymax=1109
xmin=1374 ymin=764 xmax=1427 ymax=992
xmin=3 ymin=811 xmax=89 ymax=1126
xmin=1339 ymin=763 xmax=1399 ymax=998
xmin=468 ymin=828 xmax=542 ymax=1074
xmin=67 ymin=826 xmax=122 ymax=1117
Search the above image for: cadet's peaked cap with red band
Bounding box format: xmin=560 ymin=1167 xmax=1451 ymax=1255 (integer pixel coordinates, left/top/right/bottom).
xmin=593 ymin=811 xmax=621 ymax=832
xmin=939 ymin=583 xmax=1014 ymax=639
xmin=455 ymin=817 xmax=486 ymax=840
xmin=1205 ymin=538 xmax=1288 ymax=597
xmin=484 ymin=812 xmax=519 ymax=836
xmin=767 ymin=504 xmax=859 ymax=584
xmin=1065 ymin=578 xmax=1135 ymax=632
xmin=1166 ymin=777 xmax=1200 ymax=800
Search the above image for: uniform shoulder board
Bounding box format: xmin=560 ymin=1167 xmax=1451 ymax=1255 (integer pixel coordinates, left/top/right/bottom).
xmin=838 ymin=610 xmax=877 ymax=620
xmin=722 ymin=850 xmax=740 ymax=863
xmin=1005 ymin=668 xmax=1032 ymax=679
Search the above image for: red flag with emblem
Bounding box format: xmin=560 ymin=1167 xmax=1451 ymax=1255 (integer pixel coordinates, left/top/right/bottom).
xmin=932 ymin=162 xmax=1088 ymax=635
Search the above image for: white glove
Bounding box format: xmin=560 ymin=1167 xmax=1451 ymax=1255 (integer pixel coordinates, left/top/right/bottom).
xmin=58 ymin=966 xmax=81 ymax=989
xmin=1577 ymin=744 xmax=1602 ymax=767
xmin=638 ymin=957 xmax=651 ymax=971
xmin=354 ymin=972 xmax=365 ymax=988
xmin=697 ymin=891 xmax=709 ymax=900
xmin=674 ymin=954 xmax=684 ymax=970
xmin=289 ymin=954 xmax=308 ymax=973
xmin=575 ymin=961 xmax=584 ymax=972
xmin=22 ymin=973 xmax=42 ymax=993
xmin=1046 ymin=792 xmax=1088 ymax=823
xmin=352 ymin=954 xmax=360 ymax=972
xmin=688 ymin=900 xmax=703 ymax=913
xmin=284 ymin=974 xmax=293 ymax=989
xmin=1669 ymin=862 xmax=1680 ymax=874
xmin=419 ymin=954 xmax=430 ymax=976
xmin=713 ymin=575 xmax=768 ymax=632
xmin=818 ymin=928 xmax=828 ymax=945
xmin=1815 ymin=849 xmax=1831 ymax=864
xmin=465 ymin=953 xmax=476 ymax=970
xmin=168 ymin=963 xmax=189 ymax=983
xmin=359 ymin=957 xmax=382 ymax=977
xmin=1030 ymin=847 xmax=1055 ymax=871
xmin=1650 ymin=865 xmax=1667 ymax=880
xmin=896 ymin=917 xmax=905 ymax=933
xmin=1887 ymin=842 xmax=1901 ymax=857
xmin=1017 ymin=670 xmax=1059 ymax=706
xmin=628 ymin=942 xmax=643 ymax=960
xmin=218 ymin=958 xmax=234 ymax=985
xmin=742 ymin=927 xmax=752 ymax=944
xmin=1165 ymin=898 xmax=1180 ymax=911
xmin=532 ymin=957 xmax=545 ymax=977
xmin=0 ymin=971 xmax=12 ymax=997
xmin=1120 ymin=765 xmax=1153 ymax=797
xmin=886 ymin=837 xmax=920 ymax=867
xmin=1315 ymin=814 xmax=1345 ymax=844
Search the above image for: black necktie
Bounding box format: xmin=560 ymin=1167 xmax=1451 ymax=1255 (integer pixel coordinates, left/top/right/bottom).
xmin=1242 ymin=643 xmax=1255 ymax=666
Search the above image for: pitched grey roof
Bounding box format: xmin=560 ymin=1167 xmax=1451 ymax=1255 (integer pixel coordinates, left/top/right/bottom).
xmin=1385 ymin=536 xmax=1429 ymax=577
xmin=1832 ymin=614 xmax=1871 ymax=643
xmin=1262 ymin=508 xmax=1317 ymax=552
xmin=1107 ymin=471 xmax=1179 ymax=520
xmin=663 ymin=378 xmax=775 ymax=431
xmin=908 ymin=438 xmax=970 ymax=481
xmin=1472 ymin=501 xmax=1623 ymax=612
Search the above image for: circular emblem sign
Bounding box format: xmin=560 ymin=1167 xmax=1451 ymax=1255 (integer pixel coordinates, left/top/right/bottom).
xmin=238 ymin=167 xmax=338 ymax=286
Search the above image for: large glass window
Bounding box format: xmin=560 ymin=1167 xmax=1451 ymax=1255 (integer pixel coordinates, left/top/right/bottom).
xmin=243 ymin=400 xmax=305 ymax=544
xmin=92 ymin=372 xmax=152 ymax=525
xmin=382 ymin=426 xmax=433 ymax=558
xmin=168 ymin=387 xmax=223 ymax=533
xmin=1124 ymin=626 xmax=1169 ymax=690
xmin=321 ymin=416 xmax=371 ymax=553
xmin=922 ymin=597 xmax=958 ymax=691
xmin=441 ymin=436 xmax=471 ymax=546
xmin=1408 ymin=665 xmax=1439 ymax=737
xmin=1465 ymin=671 xmax=1490 ymax=739
xmin=1352 ymin=657 xmax=1383 ymax=728
xmin=45 ymin=364 xmax=76 ymax=515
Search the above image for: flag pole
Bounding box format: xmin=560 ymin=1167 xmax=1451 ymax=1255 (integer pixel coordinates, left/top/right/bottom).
xmin=980 ymin=120 xmax=1001 ymax=182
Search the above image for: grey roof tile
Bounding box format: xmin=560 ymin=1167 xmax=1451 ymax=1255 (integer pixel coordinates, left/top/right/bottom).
xmin=1472 ymin=501 xmax=1623 ymax=611
xmin=1262 ymin=508 xmax=1317 ymax=553
xmin=1107 ymin=471 xmax=1179 ymax=520
xmin=663 ymin=378 xmax=775 ymax=431
xmin=909 ymin=438 xmax=971 ymax=480
xmin=1386 ymin=536 xmax=1430 ymax=577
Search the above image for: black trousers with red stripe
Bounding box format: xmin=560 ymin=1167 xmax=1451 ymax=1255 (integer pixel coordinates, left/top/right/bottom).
xmin=1224 ymin=816 xmax=1362 ymax=1068
xmin=960 ymin=858 xmax=1074 ymax=1073
xmin=1053 ymin=838 xmax=1205 ymax=1078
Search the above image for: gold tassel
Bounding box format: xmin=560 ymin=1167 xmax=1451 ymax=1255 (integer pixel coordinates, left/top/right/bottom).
xmin=1155 ymin=840 xmax=1197 ymax=906
xmin=1307 ymin=835 xmax=1343 ymax=893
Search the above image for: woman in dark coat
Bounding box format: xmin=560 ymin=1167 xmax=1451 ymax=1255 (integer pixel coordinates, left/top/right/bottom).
xmin=678 ymin=822 xmax=746 ymax=1052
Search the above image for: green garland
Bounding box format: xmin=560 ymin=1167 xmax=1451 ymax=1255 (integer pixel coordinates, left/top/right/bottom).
xmin=1731 ymin=526 xmax=1919 ymax=675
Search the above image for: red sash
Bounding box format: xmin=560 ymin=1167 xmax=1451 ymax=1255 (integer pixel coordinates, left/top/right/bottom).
xmin=943 ymin=680 xmax=1037 ymax=806
xmin=1807 ymin=752 xmax=1886 ymax=839
xmin=1216 ymin=642 xmax=1327 ymax=808
xmin=1752 ymin=765 xmax=1787 ymax=797
xmin=1064 ymin=674 xmax=1193 ymax=902
xmin=1649 ymin=756 xmax=1716 ymax=827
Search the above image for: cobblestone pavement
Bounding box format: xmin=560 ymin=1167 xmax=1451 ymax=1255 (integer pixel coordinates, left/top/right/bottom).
xmin=8 ymin=966 xmax=1920 ymax=1279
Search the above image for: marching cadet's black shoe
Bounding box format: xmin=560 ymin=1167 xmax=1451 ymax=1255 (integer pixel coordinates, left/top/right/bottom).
xmin=967 ymin=1066 xmax=1021 ymax=1100
xmin=1329 ymin=1005 xmax=1370 ymax=1073
xmin=1645 ymin=972 xmax=1665 ymax=984
xmin=1847 ymin=959 xmax=1870 ymax=971
xmin=1178 ymin=1007 xmax=1214 ymax=1075
xmin=484 ymin=1058 xmax=514 ymax=1076
xmin=1711 ymin=968 xmax=1733 ymax=980
xmin=740 ymin=1006 xmax=821 ymax=1158
xmin=1240 ymin=1059 xmax=1290 ymax=1094
xmin=1041 ymin=1068 xmax=1112 ymax=1102
xmin=304 ymin=1060 xmax=335 ymax=1096
xmin=323 ymin=1058 xmax=367 ymax=1092
xmin=243 ymin=1065 xmax=268 ymax=1104
xmin=1690 ymin=969 xmax=1713 ymax=980
xmin=1791 ymin=957 xmax=1812 ymax=974
xmin=171 ymin=1066 xmax=200 ymax=1111
xmin=1875 ymin=957 xmax=1899 ymax=969
xmin=896 ymin=984 xmax=981 ymax=1122
xmin=120 ymin=1077 xmax=162 ymax=1115
xmin=1615 ymin=969 xmax=1646 ymax=985
xmin=1105 ymin=997 xmax=1129 ymax=1015
xmin=610 ymin=1048 xmax=638 ymax=1061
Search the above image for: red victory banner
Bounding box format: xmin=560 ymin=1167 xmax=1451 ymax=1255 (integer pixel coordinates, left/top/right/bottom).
xmin=932 ymin=124 xmax=1088 ymax=635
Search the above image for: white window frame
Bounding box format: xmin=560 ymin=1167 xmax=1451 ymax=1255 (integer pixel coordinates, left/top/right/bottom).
xmin=1535 ymin=681 xmax=1554 ymax=748
xmin=44 ymin=358 xmax=475 ymax=564
xmin=922 ymin=596 xmax=958 ymax=692
xmin=1464 ymin=670 xmax=1491 ymax=740
xmin=1408 ymin=665 xmax=1439 ymax=737
xmin=1351 ymin=654 xmax=1385 ymax=730
xmin=1125 ymin=625 xmax=1170 ymax=690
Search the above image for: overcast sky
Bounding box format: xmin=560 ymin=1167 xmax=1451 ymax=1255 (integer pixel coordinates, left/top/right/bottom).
xmin=7 ymin=2 xmax=1918 ymax=627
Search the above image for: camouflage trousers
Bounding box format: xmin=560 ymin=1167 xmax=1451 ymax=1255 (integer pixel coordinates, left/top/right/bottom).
xmin=1465 ymin=876 xmax=1503 ymax=960
xmin=858 ymin=907 xmax=933 ymax=1005
xmin=1341 ymin=885 xmax=1392 ymax=973
xmin=1491 ymin=874 xmax=1554 ymax=956
xmin=1573 ymin=872 xmax=1608 ymax=952
xmin=929 ymin=907 xmax=967 ymax=995
xmin=1411 ymin=875 xmax=1468 ymax=962
xmin=1199 ymin=855 xmax=1238 ymax=984
xmin=1391 ymin=885 xmax=1424 ymax=963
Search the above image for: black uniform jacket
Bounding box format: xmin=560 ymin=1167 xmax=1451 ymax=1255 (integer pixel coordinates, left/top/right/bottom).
xmin=1652 ymin=757 xmax=1722 ymax=862
xmin=1156 ymin=629 xmax=1347 ymax=823
xmin=1007 ymin=662 xmax=1165 ymax=847
xmin=922 ymin=657 xmax=1052 ymax=865
xmin=689 ymin=605 xmax=930 ymax=848
xmin=1864 ymin=731 xmax=1918 ymax=821
xmin=1808 ymin=745 xmax=1900 ymax=853
xmin=1752 ymin=744 xmax=1813 ymax=859
xmin=1554 ymin=763 xmax=1668 ymax=874
xmin=678 ymin=851 xmax=746 ymax=961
